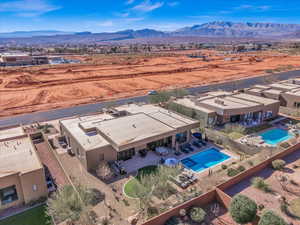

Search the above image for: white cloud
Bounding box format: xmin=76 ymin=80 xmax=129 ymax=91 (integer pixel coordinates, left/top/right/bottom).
xmin=98 ymin=21 xmax=114 ymax=27
xmin=0 ymin=0 xmax=60 ymax=17
xmin=168 ymin=1 xmax=179 ymax=7
xmin=126 ymin=0 xmax=135 ymax=5
xmin=132 ymin=0 xmax=164 ymax=12
xmin=235 ymin=4 xmax=271 ymax=12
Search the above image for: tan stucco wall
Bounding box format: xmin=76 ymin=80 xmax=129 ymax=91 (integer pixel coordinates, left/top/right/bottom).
xmin=0 ymin=174 xmax=24 ymax=210
xmin=86 ymin=145 xmax=117 ymax=171
xmin=0 ymin=169 xmax=47 ymax=210
xmin=20 ymin=169 xmax=48 ymax=204
xmin=281 ymin=93 xmax=300 ymax=108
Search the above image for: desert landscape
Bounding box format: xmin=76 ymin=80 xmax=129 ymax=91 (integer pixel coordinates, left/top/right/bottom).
xmin=1 ymin=50 xmax=300 ymax=118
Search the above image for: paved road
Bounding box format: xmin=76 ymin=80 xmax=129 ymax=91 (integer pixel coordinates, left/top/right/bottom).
xmin=1 ymin=70 xmax=300 ymax=127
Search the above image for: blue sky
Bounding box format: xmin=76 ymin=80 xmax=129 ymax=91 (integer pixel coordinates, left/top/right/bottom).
xmin=0 ymin=0 xmax=300 ymax=32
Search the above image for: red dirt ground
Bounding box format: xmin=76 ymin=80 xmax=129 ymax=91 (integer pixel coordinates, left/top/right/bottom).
xmin=1 ymin=50 xmax=300 ymax=118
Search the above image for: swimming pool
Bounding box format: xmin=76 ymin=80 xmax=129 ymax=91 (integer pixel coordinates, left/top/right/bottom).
xmin=181 ymin=147 xmax=231 ymax=173
xmin=260 ymin=128 xmax=293 ymax=146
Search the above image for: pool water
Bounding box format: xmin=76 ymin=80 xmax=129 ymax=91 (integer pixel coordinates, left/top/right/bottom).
xmin=181 ymin=147 xmax=231 ymax=172
xmin=260 ymin=128 xmax=293 ymax=146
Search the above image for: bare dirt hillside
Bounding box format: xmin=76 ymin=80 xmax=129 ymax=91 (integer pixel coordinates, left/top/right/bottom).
xmin=1 ymin=50 xmax=300 ymax=118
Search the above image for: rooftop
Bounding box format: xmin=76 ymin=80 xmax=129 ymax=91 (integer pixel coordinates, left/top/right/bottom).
xmin=233 ymin=93 xmax=279 ymax=105
xmin=173 ymin=98 xmax=215 ymax=114
xmin=60 ymin=114 xmax=113 ymax=151
xmin=0 ymin=126 xmax=25 ymax=141
xmin=0 ymin=136 xmax=42 ymax=178
xmin=96 ymin=113 xmax=175 ymax=150
xmin=270 ymin=83 xmax=300 ymax=91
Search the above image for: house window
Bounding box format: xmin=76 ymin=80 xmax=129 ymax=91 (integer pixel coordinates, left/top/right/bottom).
xmin=33 ymin=185 xmax=37 ymax=192
xmin=0 ymin=185 xmax=18 ymax=205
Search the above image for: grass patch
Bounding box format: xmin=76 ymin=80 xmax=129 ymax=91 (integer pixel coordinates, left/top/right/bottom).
xmin=124 ymin=165 xmax=158 ymax=198
xmin=228 ymin=132 xmax=244 ymax=140
xmin=0 ymin=205 xmax=52 ymax=225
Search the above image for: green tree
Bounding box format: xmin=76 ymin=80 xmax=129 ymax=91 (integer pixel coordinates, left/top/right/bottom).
xmin=258 ymin=210 xmax=287 ymax=225
xmin=229 ymin=195 xmax=257 ymax=224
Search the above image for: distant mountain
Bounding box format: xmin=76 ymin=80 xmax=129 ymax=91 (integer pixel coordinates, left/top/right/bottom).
xmin=0 ymin=30 xmax=74 ymax=38
xmin=172 ymin=21 xmax=300 ymax=37
xmin=1 ymin=22 xmax=300 ymax=45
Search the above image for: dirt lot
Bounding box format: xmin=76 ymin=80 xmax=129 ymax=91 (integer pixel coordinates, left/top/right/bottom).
xmin=1 ymin=50 xmax=300 ymax=118
xmin=225 ymin=150 xmax=300 ymax=224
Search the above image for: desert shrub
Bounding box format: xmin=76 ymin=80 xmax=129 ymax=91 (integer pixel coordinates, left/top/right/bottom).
xmin=147 ymin=206 xmax=159 ymax=218
xmin=229 ymin=195 xmax=257 ymax=224
xmin=227 ymin=168 xmax=239 ymax=177
xmin=96 ymin=161 xmax=114 ymax=180
xmin=221 ymin=164 xmax=228 ymax=170
xmin=251 ymin=177 xmax=272 ymax=193
xmin=280 ymin=142 xmax=291 ymax=149
xmin=258 ymin=204 xmax=265 ymax=211
xmin=258 ymin=210 xmax=287 ymax=225
xmin=237 ymin=165 xmax=245 ymax=172
xmin=272 ymin=159 xmax=286 ymax=170
xmin=228 ymin=131 xmax=244 ymax=140
xmin=189 ymin=206 xmax=206 ymax=223
xmin=247 ymin=160 xmax=254 ymax=166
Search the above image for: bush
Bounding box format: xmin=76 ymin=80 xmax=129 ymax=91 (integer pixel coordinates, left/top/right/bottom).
xmin=280 ymin=142 xmax=291 ymax=149
xmin=221 ymin=164 xmax=228 ymax=170
xmin=258 ymin=204 xmax=265 ymax=211
xmin=258 ymin=210 xmax=287 ymax=225
xmin=272 ymin=159 xmax=286 ymax=170
xmin=229 ymin=195 xmax=257 ymax=224
xmin=227 ymin=168 xmax=240 ymax=177
xmin=189 ymin=206 xmax=206 ymax=223
xmin=237 ymin=165 xmax=245 ymax=172
xmin=251 ymin=177 xmax=272 ymax=193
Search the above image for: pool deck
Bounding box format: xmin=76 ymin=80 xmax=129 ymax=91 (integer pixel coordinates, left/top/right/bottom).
xmin=120 ymin=142 xmax=237 ymax=174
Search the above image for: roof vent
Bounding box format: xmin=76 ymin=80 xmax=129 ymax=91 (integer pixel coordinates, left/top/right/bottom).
xmin=215 ymin=98 xmax=225 ymax=105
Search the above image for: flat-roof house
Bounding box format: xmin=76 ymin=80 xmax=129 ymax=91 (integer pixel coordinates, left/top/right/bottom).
xmin=244 ymin=79 xmax=300 ymax=108
xmin=0 ymin=52 xmax=33 ymax=66
xmin=171 ymin=91 xmax=280 ymax=127
xmin=59 ymin=104 xmax=199 ymax=171
xmin=0 ymin=126 xmax=48 ymax=210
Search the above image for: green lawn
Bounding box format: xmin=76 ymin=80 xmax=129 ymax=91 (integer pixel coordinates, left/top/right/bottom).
xmin=124 ymin=165 xmax=158 ymax=198
xmin=0 ymin=205 xmax=53 ymax=225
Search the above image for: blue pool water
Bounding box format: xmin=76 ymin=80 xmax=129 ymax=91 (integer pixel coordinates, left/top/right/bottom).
xmin=181 ymin=147 xmax=231 ymax=172
xmin=260 ymin=128 xmax=293 ymax=146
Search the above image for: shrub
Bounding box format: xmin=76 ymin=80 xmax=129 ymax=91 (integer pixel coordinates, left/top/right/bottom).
xmin=147 ymin=206 xmax=159 ymax=218
xmin=280 ymin=142 xmax=290 ymax=149
xmin=221 ymin=164 xmax=228 ymax=170
xmin=189 ymin=206 xmax=206 ymax=223
xmin=229 ymin=195 xmax=257 ymax=224
xmin=227 ymin=168 xmax=239 ymax=177
xmin=247 ymin=160 xmax=254 ymax=166
xmin=251 ymin=177 xmax=272 ymax=193
xmin=258 ymin=210 xmax=287 ymax=225
xmin=179 ymin=209 xmax=186 ymax=217
xmin=272 ymin=159 xmax=286 ymax=170
xmin=258 ymin=204 xmax=265 ymax=211
xmin=237 ymin=165 xmax=245 ymax=172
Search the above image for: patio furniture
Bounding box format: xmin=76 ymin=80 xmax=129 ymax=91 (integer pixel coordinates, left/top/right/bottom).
xmin=155 ymin=147 xmax=169 ymax=156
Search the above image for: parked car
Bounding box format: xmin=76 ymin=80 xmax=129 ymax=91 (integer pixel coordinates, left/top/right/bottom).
xmin=148 ymin=90 xmax=158 ymax=95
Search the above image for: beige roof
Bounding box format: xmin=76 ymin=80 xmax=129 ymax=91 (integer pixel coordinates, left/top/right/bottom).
xmin=263 ymin=89 xmax=282 ymax=95
xmin=173 ymin=98 xmax=215 ymax=114
xmin=246 ymin=88 xmax=264 ymax=93
xmin=115 ymin=104 xmax=198 ymax=126
xmin=96 ymin=113 xmax=174 ymax=149
xmin=0 ymin=126 xmax=25 ymax=141
xmin=233 ymin=93 xmax=279 ymax=105
xmin=270 ymin=83 xmax=300 ymax=91
xmin=60 ymin=114 xmax=113 ymax=151
xmin=253 ymin=85 xmax=270 ymax=90
xmin=0 ymin=136 xmax=42 ymax=178
xmin=200 ymin=97 xmax=258 ymax=110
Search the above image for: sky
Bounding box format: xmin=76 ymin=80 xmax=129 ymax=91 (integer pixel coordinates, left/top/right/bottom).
xmin=0 ymin=0 xmax=300 ymax=32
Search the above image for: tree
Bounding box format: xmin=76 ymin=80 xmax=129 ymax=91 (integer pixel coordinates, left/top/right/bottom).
xmin=96 ymin=160 xmax=114 ymax=180
xmin=229 ymin=195 xmax=257 ymax=224
xmin=46 ymin=184 xmax=104 ymax=225
xmin=272 ymin=159 xmax=286 ymax=170
xmin=258 ymin=210 xmax=287 ymax=225
xmin=148 ymin=91 xmax=171 ymax=104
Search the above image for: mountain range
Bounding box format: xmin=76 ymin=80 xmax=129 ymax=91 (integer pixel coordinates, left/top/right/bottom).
xmin=1 ymin=21 xmax=300 ymax=45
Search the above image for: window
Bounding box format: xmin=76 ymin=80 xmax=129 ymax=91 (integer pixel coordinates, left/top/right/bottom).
xmin=33 ymin=185 xmax=37 ymax=192
xmin=0 ymin=185 xmax=18 ymax=205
